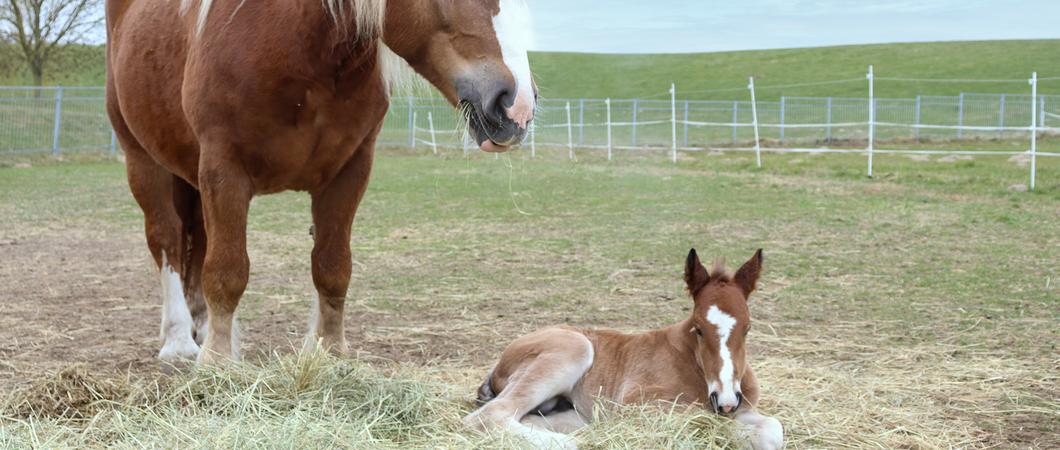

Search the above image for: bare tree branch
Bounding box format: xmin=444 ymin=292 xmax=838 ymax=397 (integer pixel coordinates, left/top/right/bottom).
xmin=0 ymin=0 xmax=101 ymax=85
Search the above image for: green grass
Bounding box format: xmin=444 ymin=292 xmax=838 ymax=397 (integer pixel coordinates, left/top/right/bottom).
xmin=530 ymin=40 xmax=1060 ymax=100
xmin=0 ymin=150 xmax=1057 ymax=448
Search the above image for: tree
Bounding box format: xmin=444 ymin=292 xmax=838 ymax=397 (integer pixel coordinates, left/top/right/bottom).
xmin=0 ymin=0 xmax=102 ymax=86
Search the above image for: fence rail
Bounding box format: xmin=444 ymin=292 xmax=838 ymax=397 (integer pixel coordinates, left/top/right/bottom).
xmin=2 ymin=69 xmax=1058 ymax=189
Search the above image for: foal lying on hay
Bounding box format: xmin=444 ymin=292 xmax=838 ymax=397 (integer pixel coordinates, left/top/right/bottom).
xmin=466 ymin=249 xmax=783 ymax=449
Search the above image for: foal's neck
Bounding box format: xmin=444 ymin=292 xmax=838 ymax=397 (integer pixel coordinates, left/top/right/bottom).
xmin=643 ymin=317 xmax=699 ymax=357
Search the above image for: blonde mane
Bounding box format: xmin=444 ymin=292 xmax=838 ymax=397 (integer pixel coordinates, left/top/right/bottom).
xmin=180 ymin=0 xmax=387 ymax=38
xmin=178 ymin=0 xmax=414 ymax=95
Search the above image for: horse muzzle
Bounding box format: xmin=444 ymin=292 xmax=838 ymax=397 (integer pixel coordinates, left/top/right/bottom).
xmin=710 ymin=391 xmax=744 ymax=415
xmin=457 ymin=78 xmax=534 ymax=153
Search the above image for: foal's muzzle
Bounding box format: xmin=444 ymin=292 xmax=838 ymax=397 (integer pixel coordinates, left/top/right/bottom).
xmin=710 ymin=391 xmax=743 ymax=415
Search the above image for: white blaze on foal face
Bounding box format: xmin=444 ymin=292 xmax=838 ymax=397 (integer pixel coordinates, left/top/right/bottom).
xmin=491 ymin=0 xmax=535 ymax=128
xmin=705 ymin=304 xmax=741 ymax=411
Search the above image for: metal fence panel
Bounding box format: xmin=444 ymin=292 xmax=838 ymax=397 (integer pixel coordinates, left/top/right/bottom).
xmin=1 ymin=86 xmax=1057 ymax=156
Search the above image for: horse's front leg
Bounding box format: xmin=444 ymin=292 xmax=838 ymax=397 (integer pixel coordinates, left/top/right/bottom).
xmin=733 ymin=366 xmax=783 ymax=449
xmin=734 ymin=409 xmax=783 ymax=450
xmin=305 ymin=142 xmax=375 ymax=354
xmin=196 ymin=151 xmax=254 ymax=364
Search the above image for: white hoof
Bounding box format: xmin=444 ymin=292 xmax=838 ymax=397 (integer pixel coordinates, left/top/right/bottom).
xmin=525 ymin=431 xmax=577 ymax=450
xmin=749 ymin=416 xmax=784 ymax=450
xmin=158 ymin=338 xmax=200 ymax=373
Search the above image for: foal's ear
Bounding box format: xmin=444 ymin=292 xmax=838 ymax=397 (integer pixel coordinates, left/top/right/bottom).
xmin=684 ymin=248 xmax=710 ymax=295
xmin=734 ymin=249 xmax=763 ymax=297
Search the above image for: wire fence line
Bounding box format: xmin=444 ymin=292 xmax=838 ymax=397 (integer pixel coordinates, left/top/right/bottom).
xmin=2 ymin=70 xmax=1058 ymax=188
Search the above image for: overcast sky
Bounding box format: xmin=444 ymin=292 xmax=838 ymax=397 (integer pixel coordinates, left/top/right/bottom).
xmin=528 ymin=0 xmax=1060 ymax=53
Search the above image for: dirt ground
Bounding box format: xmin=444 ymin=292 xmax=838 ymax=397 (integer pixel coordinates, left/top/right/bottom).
xmin=0 ymin=231 xmax=497 ymax=393
xmin=1 ymin=154 xmax=1057 ymax=448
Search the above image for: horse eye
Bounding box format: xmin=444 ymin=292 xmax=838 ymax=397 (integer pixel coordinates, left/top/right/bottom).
xmin=695 ymin=328 xmax=703 ymax=337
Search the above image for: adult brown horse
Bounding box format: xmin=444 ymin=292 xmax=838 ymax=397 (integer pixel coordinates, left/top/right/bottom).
xmin=465 ymin=249 xmax=784 ymax=449
xmin=105 ymin=0 xmax=536 ymax=365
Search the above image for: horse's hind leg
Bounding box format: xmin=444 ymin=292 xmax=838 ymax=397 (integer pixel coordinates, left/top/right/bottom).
xmin=465 ymin=328 xmax=594 ymax=449
xmin=122 ymin=145 xmax=200 ymax=367
xmin=304 ymin=141 xmax=374 ymax=354
xmin=171 ymin=182 xmax=210 ymax=346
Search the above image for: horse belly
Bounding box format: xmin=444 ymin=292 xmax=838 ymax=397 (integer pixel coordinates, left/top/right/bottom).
xmin=108 ymin=0 xmax=200 ymax=183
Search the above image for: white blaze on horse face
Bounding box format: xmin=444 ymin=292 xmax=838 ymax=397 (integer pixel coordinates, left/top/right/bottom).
xmin=158 ymin=251 xmax=200 ymax=362
xmin=492 ymin=0 xmax=535 ymax=129
xmin=706 ymin=305 xmax=739 ymax=408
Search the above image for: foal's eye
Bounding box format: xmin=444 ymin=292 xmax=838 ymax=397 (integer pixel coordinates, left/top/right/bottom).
xmin=690 ymin=327 xmax=703 ymax=337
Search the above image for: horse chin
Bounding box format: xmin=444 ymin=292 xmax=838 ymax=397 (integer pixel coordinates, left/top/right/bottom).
xmin=468 ymin=122 xmax=512 ymax=153
xmin=479 ymin=139 xmax=510 ymax=153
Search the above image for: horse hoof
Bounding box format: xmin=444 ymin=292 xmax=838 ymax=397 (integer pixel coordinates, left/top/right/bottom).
xmin=158 ymin=340 xmax=200 ymax=374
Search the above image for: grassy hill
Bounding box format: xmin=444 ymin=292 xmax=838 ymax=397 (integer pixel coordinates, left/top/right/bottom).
xmin=529 ymin=40 xmax=1060 ymax=100
xmin=3 ymin=40 xmax=1059 ymax=100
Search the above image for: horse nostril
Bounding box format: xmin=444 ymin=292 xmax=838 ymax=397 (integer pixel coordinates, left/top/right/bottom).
xmin=735 ymin=392 xmax=744 ymax=410
xmin=491 ymin=89 xmax=512 ymax=121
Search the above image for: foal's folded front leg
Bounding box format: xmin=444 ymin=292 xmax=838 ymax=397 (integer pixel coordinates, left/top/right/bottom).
xmin=733 ymin=409 xmax=784 ymax=450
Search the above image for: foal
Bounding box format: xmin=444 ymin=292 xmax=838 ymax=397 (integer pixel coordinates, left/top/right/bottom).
xmin=465 ymin=249 xmax=783 ymax=449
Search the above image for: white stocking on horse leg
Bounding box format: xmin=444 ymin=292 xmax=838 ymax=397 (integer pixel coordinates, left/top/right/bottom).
xmin=734 ymin=409 xmax=784 ymax=450
xmin=158 ymin=252 xmax=200 ymax=365
xmin=520 ymin=410 xmax=588 ymax=434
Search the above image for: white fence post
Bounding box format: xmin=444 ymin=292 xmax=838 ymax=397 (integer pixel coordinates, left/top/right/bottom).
xmin=1040 ymin=97 xmax=1046 ymax=128
xmin=914 ymin=95 xmax=922 ymax=142
xmin=866 ymin=65 xmax=875 ymax=177
xmin=731 ymin=101 xmax=739 ymax=145
xmin=407 ymin=97 xmax=415 ymax=147
xmin=411 ymin=111 xmax=418 ymax=149
xmin=998 ymin=94 xmax=1006 ymax=139
xmin=957 ymin=92 xmax=965 ymax=139
xmin=682 ymin=100 xmax=689 ymax=148
xmin=631 ymin=98 xmax=639 ymax=147
xmin=427 ymin=111 xmax=437 ymax=155
xmin=779 ymin=96 xmax=786 ymax=143
xmin=51 ymin=86 xmax=63 ymax=156
xmin=748 ymin=77 xmax=762 ymax=168
xmin=825 ymin=97 xmax=833 ymax=142
xmin=529 ymin=122 xmax=536 ymax=159
xmin=566 ymin=101 xmax=574 ymax=161
xmin=578 ymin=99 xmax=585 ymax=145
xmin=109 ymin=129 xmax=117 ymax=157
xmin=670 ymin=82 xmax=677 ymax=163
xmin=606 ymin=98 xmax=613 ymax=161
xmin=1029 ymin=72 xmax=1038 ymax=191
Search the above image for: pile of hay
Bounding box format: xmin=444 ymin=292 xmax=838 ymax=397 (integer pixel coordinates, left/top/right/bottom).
xmin=0 ymin=353 xmax=733 ymax=448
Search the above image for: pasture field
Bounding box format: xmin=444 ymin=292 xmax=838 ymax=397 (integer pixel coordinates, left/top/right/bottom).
xmin=4 ymin=40 xmax=1060 ymax=100
xmin=0 ymin=148 xmax=1057 ymax=448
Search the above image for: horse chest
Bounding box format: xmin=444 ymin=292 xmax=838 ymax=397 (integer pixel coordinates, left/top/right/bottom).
xmin=235 ymin=90 xmax=387 ymax=193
